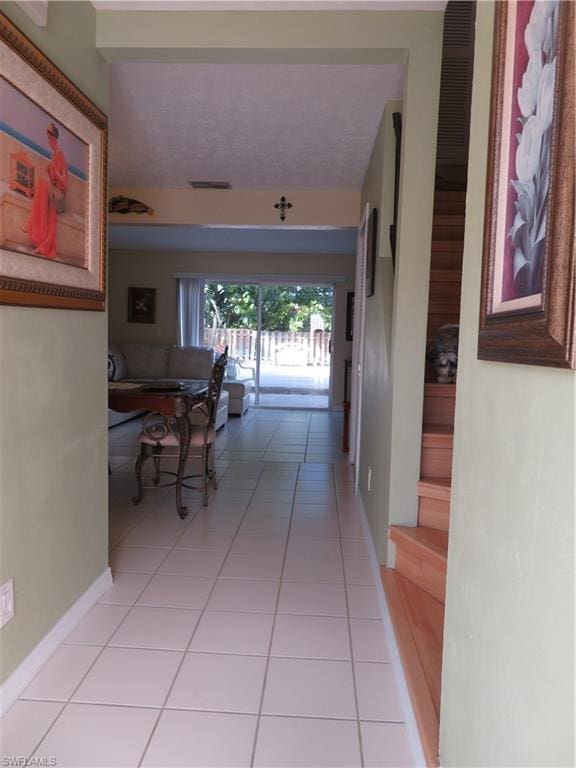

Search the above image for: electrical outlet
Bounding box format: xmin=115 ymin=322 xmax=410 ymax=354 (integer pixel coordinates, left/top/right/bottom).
xmin=367 ymin=467 xmax=372 ymax=492
xmin=0 ymin=578 xmax=15 ymax=627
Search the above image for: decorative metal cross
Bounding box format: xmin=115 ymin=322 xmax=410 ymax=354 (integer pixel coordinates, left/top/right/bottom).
xmin=274 ymin=195 xmax=293 ymax=223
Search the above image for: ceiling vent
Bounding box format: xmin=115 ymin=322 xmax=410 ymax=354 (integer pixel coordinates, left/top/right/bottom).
xmin=188 ymin=181 xmax=231 ymax=190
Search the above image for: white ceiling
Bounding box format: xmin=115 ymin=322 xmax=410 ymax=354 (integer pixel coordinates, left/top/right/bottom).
xmin=109 ymin=63 xmax=404 ymax=188
xmin=95 ymin=1 xmax=445 ymax=10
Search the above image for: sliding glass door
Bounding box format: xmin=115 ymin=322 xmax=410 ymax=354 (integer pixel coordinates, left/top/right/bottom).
xmin=203 ymin=280 xmax=334 ymax=409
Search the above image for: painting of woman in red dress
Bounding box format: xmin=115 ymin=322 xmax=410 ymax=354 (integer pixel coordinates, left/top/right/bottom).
xmin=22 ymin=122 xmax=68 ymax=260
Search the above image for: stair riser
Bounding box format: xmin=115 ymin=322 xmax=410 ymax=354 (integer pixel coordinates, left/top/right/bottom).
xmin=431 ymin=253 xmax=463 ymax=270
xmin=418 ymin=497 xmax=450 ymax=532
xmin=423 ymin=394 xmax=456 ymax=427
xmin=395 ymin=548 xmax=446 ymax=604
xmin=434 ymin=202 xmax=466 ymax=216
xmin=421 ymin=446 xmax=453 ymax=478
xmin=432 ymin=225 xmax=465 ymax=241
xmin=429 ymin=281 xmax=462 ymax=304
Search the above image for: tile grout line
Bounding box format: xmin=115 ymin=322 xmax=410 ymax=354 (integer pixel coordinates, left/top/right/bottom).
xmin=135 ymin=451 xmax=270 ymax=768
xmin=333 ymin=462 xmax=366 ymax=768
xmin=26 ymin=421 xmax=254 ymax=761
xmin=248 ymin=418 xmax=308 ymax=768
xmin=25 ymin=472 xmax=202 ymax=762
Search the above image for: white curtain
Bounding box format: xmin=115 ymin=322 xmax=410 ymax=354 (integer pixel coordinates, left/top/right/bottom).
xmin=177 ymin=277 xmax=205 ymax=347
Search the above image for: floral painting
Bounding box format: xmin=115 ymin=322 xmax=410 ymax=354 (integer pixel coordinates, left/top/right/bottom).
xmin=492 ymin=0 xmax=559 ymax=314
xmin=479 ymin=0 xmax=575 ymax=368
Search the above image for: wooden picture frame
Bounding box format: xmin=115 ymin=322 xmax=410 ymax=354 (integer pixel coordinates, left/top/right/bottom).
xmin=478 ymin=0 xmax=575 ymax=367
xmin=345 ymin=291 xmax=354 ymax=341
xmin=365 ymin=208 xmax=378 ymax=298
xmin=0 ymin=12 xmax=107 ymax=310
xmin=128 ymin=287 xmax=156 ymax=324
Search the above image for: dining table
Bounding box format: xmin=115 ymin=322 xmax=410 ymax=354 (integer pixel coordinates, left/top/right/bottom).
xmin=108 ymin=379 xmax=209 ymax=519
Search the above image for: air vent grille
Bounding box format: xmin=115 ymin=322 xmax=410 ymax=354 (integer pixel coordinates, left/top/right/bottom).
xmin=188 ymin=181 xmax=231 ymax=190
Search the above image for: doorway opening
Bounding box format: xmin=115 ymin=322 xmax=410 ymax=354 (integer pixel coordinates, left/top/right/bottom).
xmin=203 ymin=280 xmax=334 ymax=408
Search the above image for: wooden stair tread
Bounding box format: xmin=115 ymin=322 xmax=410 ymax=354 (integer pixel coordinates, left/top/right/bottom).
xmin=391 ymin=525 xmax=448 ymax=563
xmin=432 ymin=214 xmax=465 ymax=226
xmin=422 ymin=425 xmax=454 ymax=450
xmin=429 ymin=269 xmax=462 ymax=282
xmin=423 ymin=424 xmax=453 ymax=436
xmin=418 ymin=477 xmax=451 ymax=501
xmin=431 ymin=240 xmax=464 ymax=252
xmin=381 ymin=568 xmax=443 ymax=767
xmin=424 ymin=383 xmax=456 ymax=396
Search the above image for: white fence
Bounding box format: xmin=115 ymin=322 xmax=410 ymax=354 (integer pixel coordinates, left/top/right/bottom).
xmin=204 ymin=328 xmax=331 ymax=366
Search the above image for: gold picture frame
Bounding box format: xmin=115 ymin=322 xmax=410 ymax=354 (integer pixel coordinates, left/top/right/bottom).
xmin=0 ymin=12 xmax=107 ymax=310
xmin=478 ymin=0 xmax=575 ymax=367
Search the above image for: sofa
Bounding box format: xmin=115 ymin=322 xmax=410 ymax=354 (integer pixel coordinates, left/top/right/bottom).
xmin=108 ymin=342 xmax=230 ymax=430
xmin=224 ymin=358 xmax=255 ymax=416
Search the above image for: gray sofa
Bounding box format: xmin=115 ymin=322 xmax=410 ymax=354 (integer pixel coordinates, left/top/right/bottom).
xmin=224 ymin=358 xmax=255 ymax=416
xmin=108 ymin=342 xmax=230 ymax=430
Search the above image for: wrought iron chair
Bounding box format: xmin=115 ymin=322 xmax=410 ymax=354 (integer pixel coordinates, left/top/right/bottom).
xmin=133 ymin=347 xmax=228 ymax=507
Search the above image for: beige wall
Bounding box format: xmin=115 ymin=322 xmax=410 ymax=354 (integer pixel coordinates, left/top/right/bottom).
xmin=440 ymin=3 xmax=575 ymax=765
xmin=109 ymin=186 xmax=359 ymax=227
xmin=358 ymin=101 xmax=400 ymax=562
xmin=0 ymin=1 xmax=108 ymax=684
xmin=108 ymin=249 xmax=354 ymax=406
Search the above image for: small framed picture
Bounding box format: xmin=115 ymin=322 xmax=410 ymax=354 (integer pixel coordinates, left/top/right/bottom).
xmin=127 ymin=287 xmax=156 ymax=324
xmin=345 ymin=291 xmax=354 ymax=341
xmin=365 ymin=208 xmax=378 ymax=298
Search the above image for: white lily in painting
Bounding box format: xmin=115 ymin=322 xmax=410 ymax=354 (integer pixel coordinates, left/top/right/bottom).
xmin=509 ymin=0 xmax=559 ymax=297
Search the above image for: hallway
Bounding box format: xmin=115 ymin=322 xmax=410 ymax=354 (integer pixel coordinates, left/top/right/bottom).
xmin=1 ymin=411 xmax=417 ymax=767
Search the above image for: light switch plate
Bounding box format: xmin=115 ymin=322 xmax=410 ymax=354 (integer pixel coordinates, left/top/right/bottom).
xmin=0 ymin=578 xmax=15 ymax=627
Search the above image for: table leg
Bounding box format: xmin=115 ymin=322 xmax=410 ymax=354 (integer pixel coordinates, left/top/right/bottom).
xmin=174 ymin=414 xmax=191 ymax=519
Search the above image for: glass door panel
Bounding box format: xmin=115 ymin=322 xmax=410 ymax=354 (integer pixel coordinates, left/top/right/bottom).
xmin=203 ymin=282 xmax=258 ymax=387
xmin=258 ymin=284 xmax=333 ymax=409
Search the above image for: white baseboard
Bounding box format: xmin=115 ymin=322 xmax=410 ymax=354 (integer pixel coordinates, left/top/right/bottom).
xmin=356 ymin=494 xmax=428 ymax=768
xmin=0 ymin=567 xmax=113 ymax=716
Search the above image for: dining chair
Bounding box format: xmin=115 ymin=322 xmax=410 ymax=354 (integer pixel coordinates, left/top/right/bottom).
xmin=134 ymin=347 xmax=228 ymax=507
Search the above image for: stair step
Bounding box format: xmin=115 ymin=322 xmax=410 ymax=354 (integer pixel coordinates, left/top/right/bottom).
xmin=390 ymin=525 xmax=448 ymax=603
xmin=432 ymin=214 xmax=465 ymax=226
xmin=432 ymin=225 xmax=465 ymax=241
xmin=430 ymin=252 xmax=463 ymax=270
xmin=423 ymin=385 xmax=456 ymax=427
xmin=421 ymin=427 xmax=453 ymax=478
xmin=381 ymin=568 xmax=443 ymax=767
xmin=429 ymin=280 xmax=462 ymax=305
xmin=418 ymin=478 xmax=451 ymax=531
xmin=431 ymin=240 xmax=464 ymax=253
xmin=423 ymin=382 xmax=456 ymax=427
xmin=434 ymin=189 xmax=466 ymax=201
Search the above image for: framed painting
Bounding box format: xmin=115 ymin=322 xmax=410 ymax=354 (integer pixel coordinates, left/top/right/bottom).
xmin=365 ymin=208 xmax=378 ymax=298
xmin=0 ymin=13 xmax=107 ymax=310
xmin=128 ymin=287 xmax=156 ymax=324
xmin=345 ymin=291 xmax=354 ymax=341
xmin=479 ymin=0 xmax=575 ymax=367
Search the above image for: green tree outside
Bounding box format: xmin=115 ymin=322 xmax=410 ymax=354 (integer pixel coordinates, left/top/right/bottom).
xmin=204 ymin=283 xmax=333 ymax=332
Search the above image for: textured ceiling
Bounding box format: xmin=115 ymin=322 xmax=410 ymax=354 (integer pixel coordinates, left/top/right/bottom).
xmin=109 ymin=63 xmax=404 ymax=187
xmin=95 ymin=1 xmax=445 ymax=8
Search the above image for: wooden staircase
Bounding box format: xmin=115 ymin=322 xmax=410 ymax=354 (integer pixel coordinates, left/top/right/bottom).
xmin=381 ymin=188 xmax=464 ymax=766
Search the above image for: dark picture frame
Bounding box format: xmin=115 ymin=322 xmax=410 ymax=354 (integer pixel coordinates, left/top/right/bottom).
xmin=345 ymin=291 xmax=354 ymax=341
xmin=0 ymin=12 xmax=107 ymax=311
xmin=128 ymin=287 xmax=156 ymax=324
xmin=478 ymin=1 xmax=575 ymax=368
xmin=365 ymin=208 xmax=378 ymax=298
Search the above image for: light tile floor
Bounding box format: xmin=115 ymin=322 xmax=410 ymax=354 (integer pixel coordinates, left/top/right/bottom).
xmin=1 ymin=409 xmax=418 ymax=768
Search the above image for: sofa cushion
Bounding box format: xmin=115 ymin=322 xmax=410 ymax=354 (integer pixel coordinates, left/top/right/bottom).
xmin=224 ymin=380 xmax=253 ymax=398
xmin=121 ymin=343 xmax=170 ymax=379
xmin=108 ymin=342 xmax=128 ymax=380
xmin=168 ymin=346 xmax=214 ymax=380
